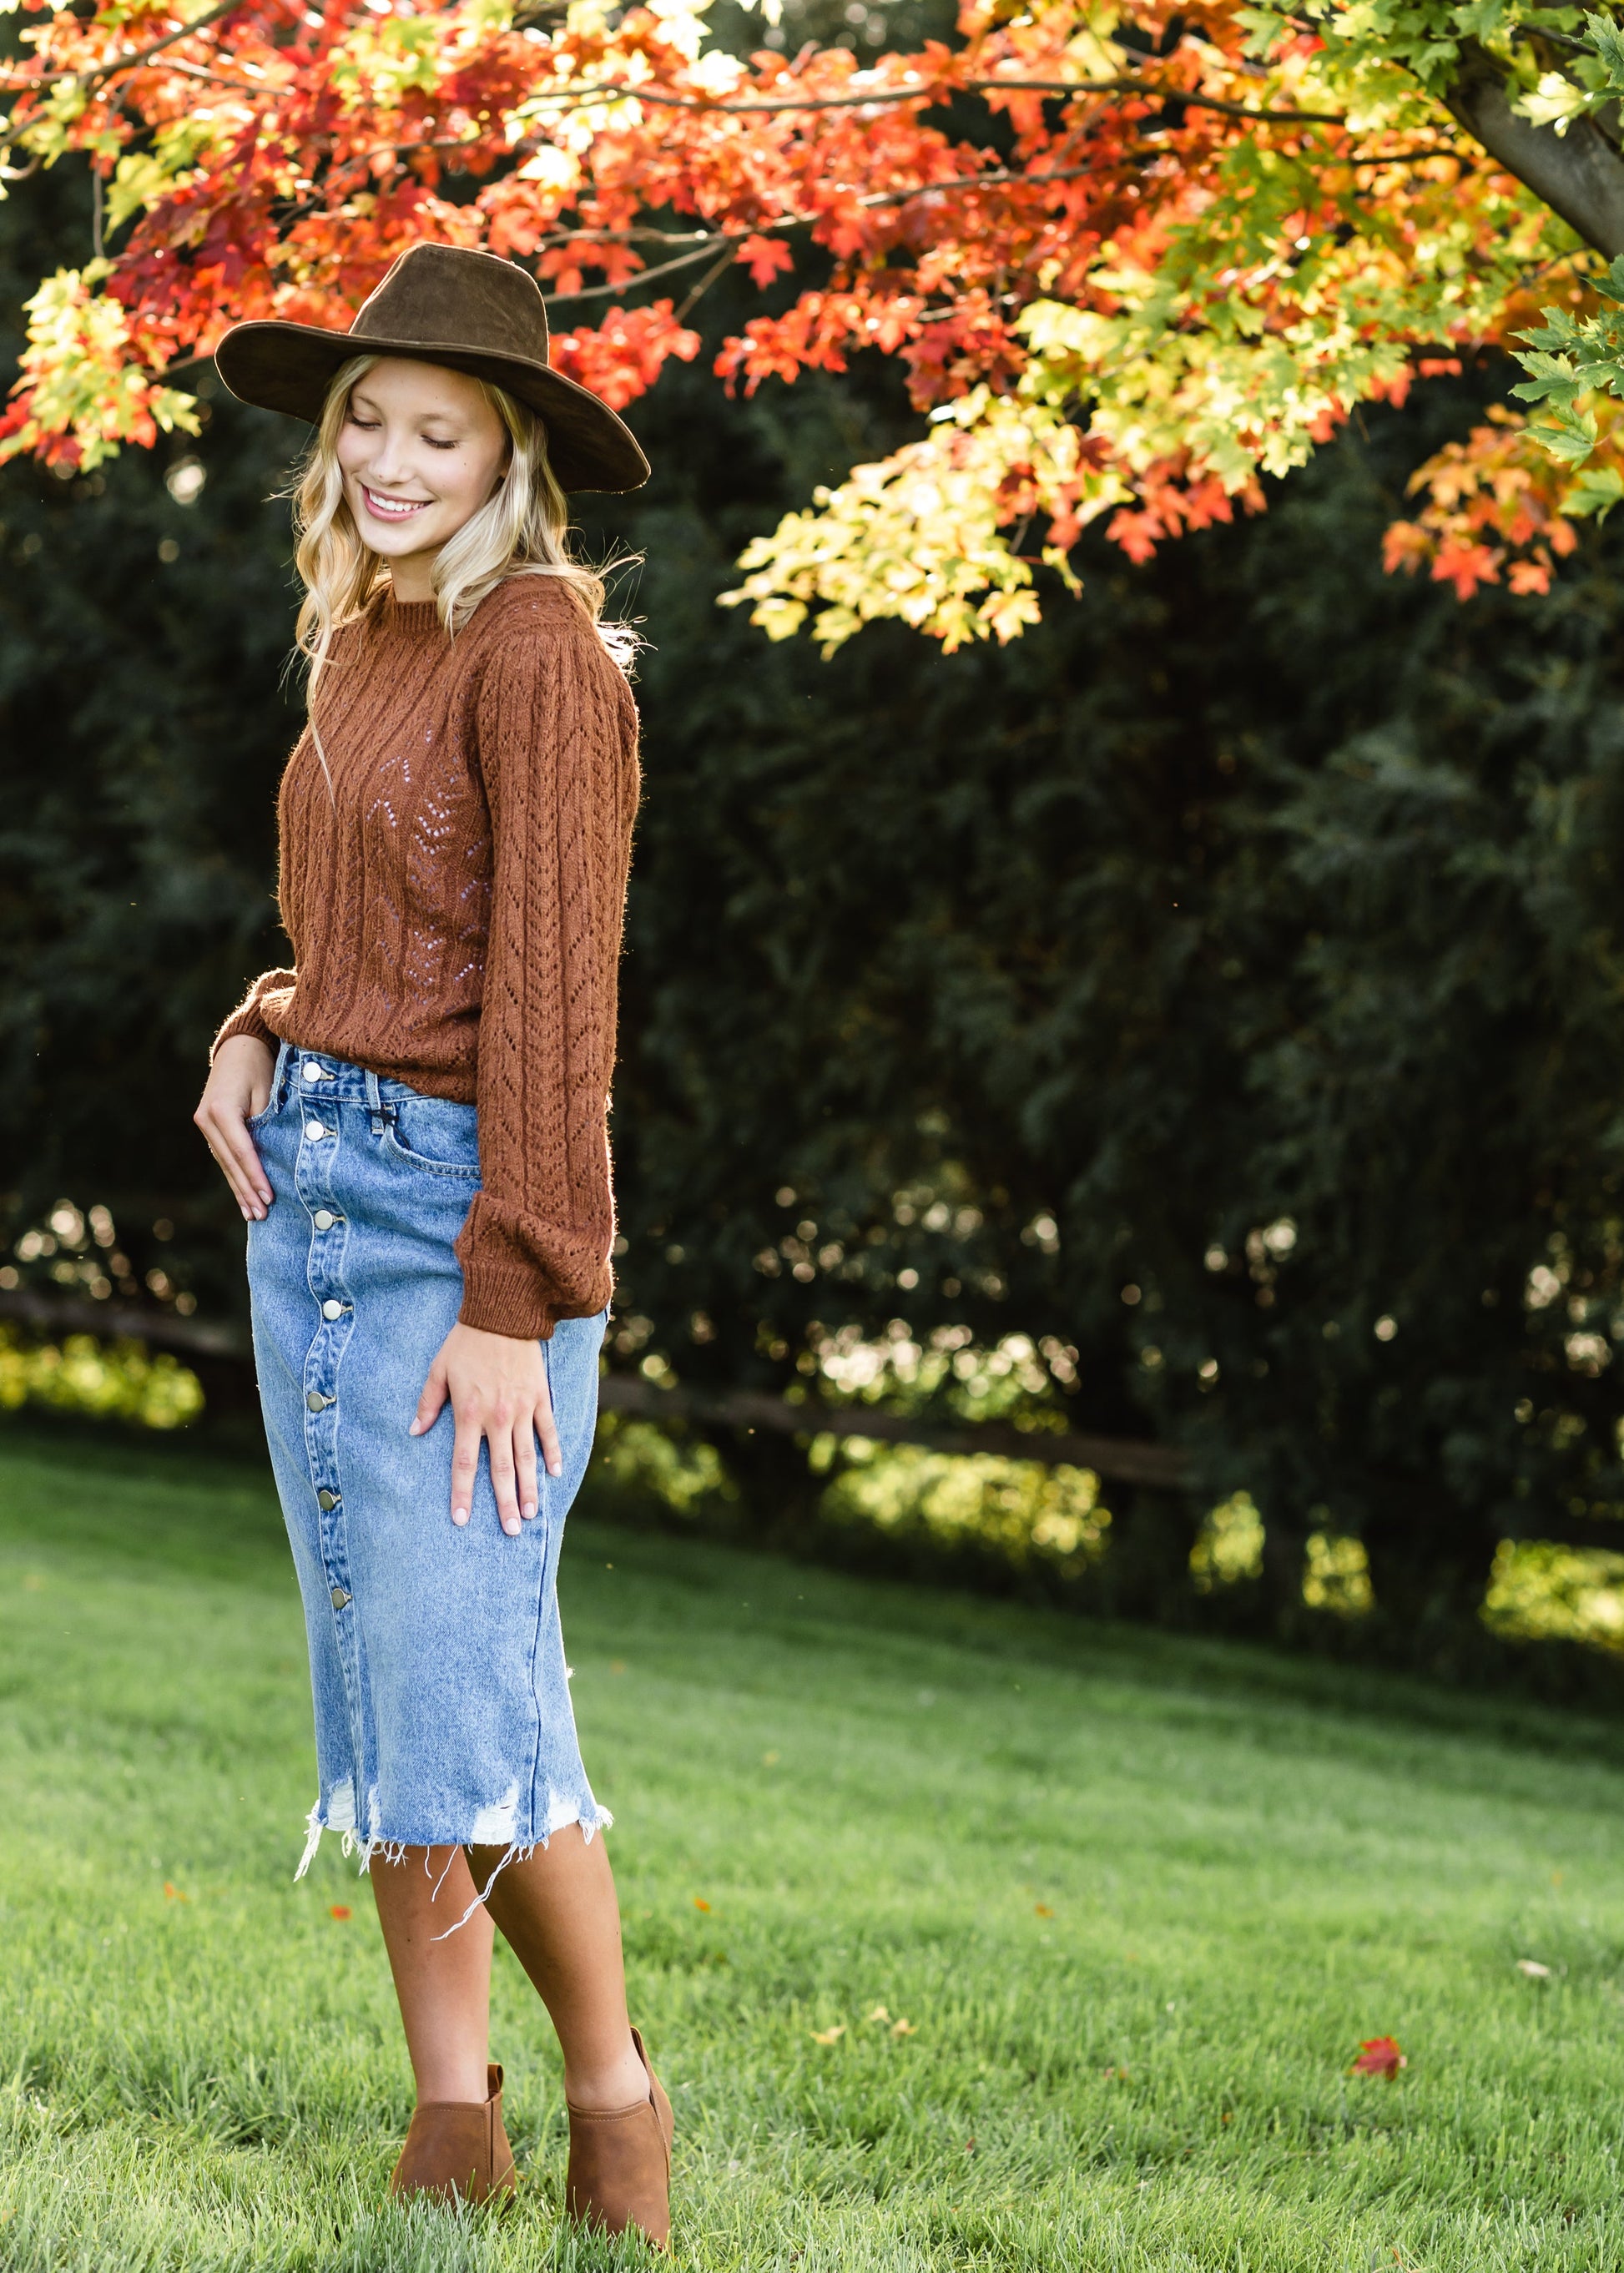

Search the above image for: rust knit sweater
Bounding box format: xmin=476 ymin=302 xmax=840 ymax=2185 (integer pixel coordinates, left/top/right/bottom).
xmin=213 ymin=576 xmax=640 ymax=1340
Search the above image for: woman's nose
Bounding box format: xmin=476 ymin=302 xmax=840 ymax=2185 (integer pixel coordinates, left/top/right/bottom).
xmin=362 ymin=431 xmax=413 ymax=486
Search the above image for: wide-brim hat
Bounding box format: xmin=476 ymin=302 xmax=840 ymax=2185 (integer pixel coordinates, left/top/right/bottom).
xmin=214 ymin=241 xmax=649 ymax=494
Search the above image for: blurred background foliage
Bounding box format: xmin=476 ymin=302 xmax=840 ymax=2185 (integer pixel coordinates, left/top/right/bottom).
xmin=8 ymin=124 xmax=1624 ymax=1689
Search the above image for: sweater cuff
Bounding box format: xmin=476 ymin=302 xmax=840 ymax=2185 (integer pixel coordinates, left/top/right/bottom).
xmin=458 ymin=1261 xmax=560 ymax=1342
xmin=211 ymin=1002 xmax=279 ymax=1060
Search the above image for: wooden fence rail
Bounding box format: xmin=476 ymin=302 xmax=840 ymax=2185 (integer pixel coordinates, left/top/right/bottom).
xmin=0 ymin=1287 xmax=1190 ymax=1489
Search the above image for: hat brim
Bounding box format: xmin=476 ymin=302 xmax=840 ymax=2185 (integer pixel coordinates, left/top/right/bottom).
xmin=214 ymin=321 xmax=650 ymax=495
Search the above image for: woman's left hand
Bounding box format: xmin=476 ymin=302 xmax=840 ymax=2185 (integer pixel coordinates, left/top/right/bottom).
xmin=411 ymin=1322 xmax=562 ymax=1535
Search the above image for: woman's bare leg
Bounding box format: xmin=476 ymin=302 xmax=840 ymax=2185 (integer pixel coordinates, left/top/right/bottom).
xmin=468 ymin=1827 xmax=648 ymax=2112
xmin=371 ymin=1845 xmax=494 ymax=2104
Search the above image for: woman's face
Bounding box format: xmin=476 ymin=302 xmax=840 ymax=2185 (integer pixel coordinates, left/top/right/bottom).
xmin=334 ymin=358 xmax=509 ymax=585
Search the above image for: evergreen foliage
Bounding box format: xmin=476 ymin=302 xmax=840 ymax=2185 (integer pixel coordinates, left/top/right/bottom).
xmin=6 ymin=176 xmax=1624 ymax=1651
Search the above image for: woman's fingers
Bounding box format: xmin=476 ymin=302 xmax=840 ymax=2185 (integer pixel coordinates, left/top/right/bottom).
xmin=515 ymin=1418 xmax=539 ymax=1521
xmin=487 ymin=1409 xmax=522 ymax=1536
xmin=536 ymin=1374 xmax=562 ymax=1482
xmin=417 ymin=1324 xmax=556 ymax=1535
xmin=411 ymin=1351 xmax=449 ymax=1439
xmin=450 ymin=1404 xmax=482 ymax=1528
xmin=195 ymin=1103 xmax=270 ymax=1220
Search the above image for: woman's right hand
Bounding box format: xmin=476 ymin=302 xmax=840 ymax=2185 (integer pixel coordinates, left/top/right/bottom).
xmin=194 ymin=1035 xmax=277 ymax=1221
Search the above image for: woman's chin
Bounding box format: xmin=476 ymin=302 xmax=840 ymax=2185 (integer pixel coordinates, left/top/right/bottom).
xmin=363 ymin=520 xmax=436 ymax=557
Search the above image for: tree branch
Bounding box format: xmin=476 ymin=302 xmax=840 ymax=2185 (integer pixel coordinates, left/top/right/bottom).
xmin=0 ymin=0 xmax=255 ymax=94
xmin=519 ymin=73 xmax=1343 ymax=124
xmin=1440 ymin=38 xmax=1624 ymax=257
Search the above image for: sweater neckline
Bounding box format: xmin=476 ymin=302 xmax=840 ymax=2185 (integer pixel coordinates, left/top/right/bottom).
xmin=377 ymin=592 xmax=444 ymax=637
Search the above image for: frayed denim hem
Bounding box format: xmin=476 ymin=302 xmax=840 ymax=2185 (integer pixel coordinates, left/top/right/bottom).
xmin=292 ymin=1782 xmax=613 ymax=1939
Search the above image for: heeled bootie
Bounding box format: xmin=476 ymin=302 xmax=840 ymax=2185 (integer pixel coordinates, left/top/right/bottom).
xmin=389 ymin=2062 xmax=518 ymax=2206
xmin=565 ymin=2027 xmax=674 ymax=2251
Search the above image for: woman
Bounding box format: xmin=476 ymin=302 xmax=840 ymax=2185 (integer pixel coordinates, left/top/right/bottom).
xmin=193 ymin=242 xmax=672 ymax=2247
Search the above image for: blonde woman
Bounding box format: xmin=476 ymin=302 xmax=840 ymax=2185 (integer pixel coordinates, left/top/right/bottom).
xmin=192 ymin=243 xmax=672 ymax=2247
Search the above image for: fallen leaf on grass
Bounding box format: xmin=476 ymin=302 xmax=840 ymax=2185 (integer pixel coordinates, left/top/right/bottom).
xmin=330 ymin=1905 xmax=352 ymax=1921
xmin=693 ymin=1898 xmax=711 ymax=1913
xmin=810 ymin=2025 xmax=845 ymax=2045
xmin=1349 ymin=2036 xmax=1406 ymax=2080
xmin=890 ymin=2018 xmax=917 ymax=2037
xmin=1516 ymin=1958 xmax=1552 ymax=1978
xmin=762 ymin=1750 xmax=780 ymax=1766
xmin=865 ymin=2004 xmax=890 ymax=2024
xmin=163 ymin=1882 xmax=189 ymax=1903
xmin=1034 ymin=1903 xmax=1053 ymax=1918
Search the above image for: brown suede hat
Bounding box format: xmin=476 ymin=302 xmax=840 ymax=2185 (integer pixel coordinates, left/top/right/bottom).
xmin=214 ymin=242 xmax=649 ymax=494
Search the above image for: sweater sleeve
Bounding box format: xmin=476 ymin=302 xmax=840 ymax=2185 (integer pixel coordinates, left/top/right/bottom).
xmin=454 ymin=602 xmax=638 ymax=1339
xmin=212 ymin=970 xmax=297 ymax=1060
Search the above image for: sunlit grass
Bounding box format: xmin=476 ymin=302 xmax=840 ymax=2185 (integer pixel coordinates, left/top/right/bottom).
xmin=8 ymin=1321 xmax=1624 ymax=1651
xmin=0 ymin=1326 xmax=204 ymax=1429
xmin=4 ymin=1424 xmax=1624 ymax=2268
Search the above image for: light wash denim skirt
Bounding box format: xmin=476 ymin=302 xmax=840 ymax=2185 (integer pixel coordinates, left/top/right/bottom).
xmin=246 ymin=1041 xmax=609 ymax=1902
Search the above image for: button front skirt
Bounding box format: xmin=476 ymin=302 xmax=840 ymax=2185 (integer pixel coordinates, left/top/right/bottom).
xmin=246 ymin=1045 xmax=609 ymax=1898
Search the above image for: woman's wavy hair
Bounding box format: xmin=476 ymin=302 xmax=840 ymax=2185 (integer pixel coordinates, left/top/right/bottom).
xmin=289 ymin=354 xmax=634 ymax=781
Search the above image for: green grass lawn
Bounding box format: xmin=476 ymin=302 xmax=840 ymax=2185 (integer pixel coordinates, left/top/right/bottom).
xmin=3 ymin=1428 xmax=1624 ymax=2270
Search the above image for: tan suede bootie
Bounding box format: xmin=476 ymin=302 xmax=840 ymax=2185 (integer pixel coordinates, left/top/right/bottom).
xmin=564 ymin=2028 xmax=674 ymax=2251
xmin=389 ymin=2063 xmax=518 ymax=2206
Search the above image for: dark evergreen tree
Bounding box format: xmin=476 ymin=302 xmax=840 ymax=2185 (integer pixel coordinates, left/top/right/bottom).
xmin=6 ymin=170 xmax=1624 ymax=1665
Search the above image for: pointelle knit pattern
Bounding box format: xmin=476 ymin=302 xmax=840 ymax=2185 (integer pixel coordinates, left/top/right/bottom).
xmin=214 ymin=575 xmax=640 ymax=1339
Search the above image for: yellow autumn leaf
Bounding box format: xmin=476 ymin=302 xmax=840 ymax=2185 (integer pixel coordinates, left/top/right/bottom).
xmin=810 ymin=2024 xmax=846 ymax=2045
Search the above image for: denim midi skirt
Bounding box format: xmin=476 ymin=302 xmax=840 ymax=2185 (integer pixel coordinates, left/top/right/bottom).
xmin=246 ymin=1041 xmax=610 ymax=1895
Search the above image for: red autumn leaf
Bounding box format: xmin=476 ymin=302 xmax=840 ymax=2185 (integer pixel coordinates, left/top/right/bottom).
xmin=1349 ymin=2035 xmax=1407 ymax=2080
xmin=330 ymin=1903 xmax=352 ymax=1920
xmin=735 ymin=234 xmax=795 ymax=290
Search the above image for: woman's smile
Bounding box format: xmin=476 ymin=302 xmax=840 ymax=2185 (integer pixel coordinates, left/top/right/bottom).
xmin=358 ymin=484 xmax=431 ymax=522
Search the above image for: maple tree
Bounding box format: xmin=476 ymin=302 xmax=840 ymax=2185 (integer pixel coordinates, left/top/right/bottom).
xmin=8 ymin=0 xmax=1624 ymax=648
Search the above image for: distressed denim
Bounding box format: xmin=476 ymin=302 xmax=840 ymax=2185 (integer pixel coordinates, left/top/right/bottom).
xmin=246 ymin=1040 xmax=609 ymax=1903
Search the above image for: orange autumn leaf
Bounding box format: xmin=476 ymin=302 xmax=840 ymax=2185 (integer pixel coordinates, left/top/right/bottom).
xmin=1349 ymin=2035 xmax=1407 ymax=2080
xmin=163 ymin=1882 xmax=189 ymax=1903
xmin=693 ymin=1898 xmax=711 ymax=1913
xmin=330 ymin=1904 xmax=353 ymax=1921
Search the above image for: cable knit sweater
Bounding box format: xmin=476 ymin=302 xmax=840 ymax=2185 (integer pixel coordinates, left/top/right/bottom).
xmin=213 ymin=576 xmax=640 ymax=1340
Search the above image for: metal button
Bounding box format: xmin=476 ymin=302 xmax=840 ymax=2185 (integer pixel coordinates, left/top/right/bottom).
xmin=321 ymin=1298 xmax=345 ymax=1320
xmin=330 ymin=1585 xmax=350 ymax=1610
xmin=317 ymin=1489 xmax=340 ymax=1511
xmin=305 ymin=1389 xmax=333 ymax=1413
xmin=313 ymin=1209 xmax=336 ymax=1231
xmin=305 ymin=1121 xmax=328 ymax=1142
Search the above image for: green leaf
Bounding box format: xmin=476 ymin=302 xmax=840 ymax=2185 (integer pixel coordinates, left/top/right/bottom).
xmin=1586 ymin=8 xmax=1624 ymax=92
xmin=1531 ymin=400 xmax=1601 ymax=465
xmin=1564 ymin=462 xmax=1624 ymax=518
